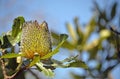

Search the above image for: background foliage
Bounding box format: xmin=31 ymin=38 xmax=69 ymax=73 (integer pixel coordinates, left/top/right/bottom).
xmin=52 ymin=1 xmax=120 ymax=79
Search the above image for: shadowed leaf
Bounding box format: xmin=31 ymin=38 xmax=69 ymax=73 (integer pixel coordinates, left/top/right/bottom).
xmin=1 ymin=35 xmax=12 ymax=48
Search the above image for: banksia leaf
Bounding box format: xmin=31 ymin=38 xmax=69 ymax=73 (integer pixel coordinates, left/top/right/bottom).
xmin=1 ymin=53 xmax=24 ymax=58
xmin=20 ymin=21 xmax=52 ymax=59
xmin=36 ymin=62 xmax=54 ymax=77
xmin=29 ymin=54 xmax=40 ymax=67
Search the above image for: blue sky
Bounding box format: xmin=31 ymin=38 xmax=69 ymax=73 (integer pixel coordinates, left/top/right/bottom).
xmin=0 ymin=0 xmax=120 ymax=79
xmin=0 ymin=0 xmax=93 ymax=34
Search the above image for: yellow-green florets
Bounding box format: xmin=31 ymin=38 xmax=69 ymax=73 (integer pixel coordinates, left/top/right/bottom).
xmin=20 ymin=21 xmax=52 ymax=59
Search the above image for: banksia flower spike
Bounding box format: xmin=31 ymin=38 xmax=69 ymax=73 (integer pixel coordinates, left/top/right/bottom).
xmin=20 ymin=21 xmax=52 ymax=59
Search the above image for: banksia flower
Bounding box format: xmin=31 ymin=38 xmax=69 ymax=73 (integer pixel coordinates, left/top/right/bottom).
xmin=20 ymin=21 xmax=52 ymax=59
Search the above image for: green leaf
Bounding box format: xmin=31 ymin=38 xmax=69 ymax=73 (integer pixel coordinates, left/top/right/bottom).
xmin=0 ymin=33 xmax=21 ymax=48
xmin=59 ymin=34 xmax=68 ymax=42
xmin=0 ymin=35 xmax=3 ymax=45
xmin=12 ymin=16 xmax=25 ymax=38
xmin=68 ymin=60 xmax=88 ymax=69
xmin=1 ymin=53 xmax=24 ymax=58
xmin=51 ymin=59 xmax=65 ymax=67
xmin=66 ymin=22 xmax=77 ymax=43
xmin=51 ymin=32 xmax=74 ymax=50
xmin=51 ymin=55 xmax=78 ymax=68
xmin=111 ymin=2 xmax=117 ymax=19
xmin=29 ymin=54 xmax=40 ymax=67
xmin=71 ymin=73 xmax=84 ymax=79
xmin=7 ymin=32 xmax=22 ymax=46
xmin=41 ymin=49 xmax=59 ymax=59
xmin=51 ymin=56 xmax=87 ymax=69
xmin=82 ymin=17 xmax=96 ymax=46
xmin=85 ymin=17 xmax=96 ymax=36
xmin=0 ymin=34 xmax=4 ymax=45
xmin=36 ymin=62 xmax=54 ymax=77
xmin=41 ymin=34 xmax=68 ymax=59
xmin=0 ymin=16 xmax=25 ymax=48
xmin=93 ymin=1 xmax=101 ymax=14
xmin=74 ymin=17 xmax=83 ymax=42
xmin=62 ymin=55 xmax=78 ymax=63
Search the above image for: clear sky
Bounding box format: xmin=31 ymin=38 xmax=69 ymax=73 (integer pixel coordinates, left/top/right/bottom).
xmin=0 ymin=0 xmax=93 ymax=34
xmin=0 ymin=0 xmax=120 ymax=79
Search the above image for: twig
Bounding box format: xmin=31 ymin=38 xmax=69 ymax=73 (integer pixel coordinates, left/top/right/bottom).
xmin=10 ymin=66 xmax=27 ymax=79
xmin=0 ymin=58 xmax=28 ymax=79
xmin=0 ymin=58 xmax=8 ymax=79
xmin=110 ymin=26 xmax=120 ymax=60
xmin=110 ymin=27 xmax=120 ymax=34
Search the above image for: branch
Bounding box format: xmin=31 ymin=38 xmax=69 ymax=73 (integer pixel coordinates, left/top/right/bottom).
xmin=110 ymin=27 xmax=120 ymax=34
xmin=110 ymin=26 xmax=120 ymax=60
xmin=10 ymin=66 xmax=27 ymax=79
xmin=0 ymin=58 xmax=28 ymax=79
xmin=0 ymin=58 xmax=8 ymax=79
